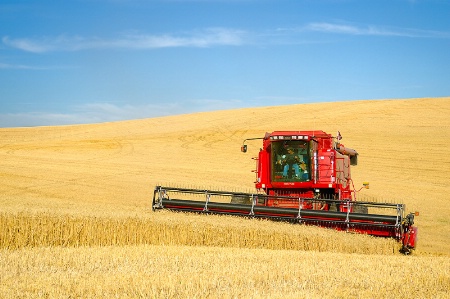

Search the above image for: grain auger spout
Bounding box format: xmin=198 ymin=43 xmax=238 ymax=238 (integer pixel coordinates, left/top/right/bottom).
xmin=153 ymin=130 xmax=418 ymax=254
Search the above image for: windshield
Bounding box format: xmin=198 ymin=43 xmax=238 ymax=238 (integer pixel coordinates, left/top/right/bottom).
xmin=271 ymin=140 xmax=311 ymax=182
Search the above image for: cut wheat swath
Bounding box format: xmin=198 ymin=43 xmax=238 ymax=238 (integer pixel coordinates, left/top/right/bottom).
xmin=0 ymin=211 xmax=399 ymax=254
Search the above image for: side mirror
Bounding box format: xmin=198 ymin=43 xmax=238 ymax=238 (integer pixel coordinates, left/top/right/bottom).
xmin=241 ymin=144 xmax=247 ymax=153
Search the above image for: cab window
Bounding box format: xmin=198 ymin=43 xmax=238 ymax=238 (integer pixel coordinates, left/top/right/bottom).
xmin=271 ymin=140 xmax=310 ymax=182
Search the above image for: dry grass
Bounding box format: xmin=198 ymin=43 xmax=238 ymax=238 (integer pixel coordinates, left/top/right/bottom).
xmin=1 ymin=97 xmax=450 ymax=297
xmin=1 ymin=245 xmax=449 ymax=299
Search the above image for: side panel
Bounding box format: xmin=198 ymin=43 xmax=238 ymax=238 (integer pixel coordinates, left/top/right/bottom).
xmin=256 ymin=146 xmax=270 ymax=189
xmin=317 ymin=150 xmax=334 ymax=185
xmin=403 ymin=226 xmax=418 ymax=249
xmin=335 ymin=152 xmax=350 ymax=188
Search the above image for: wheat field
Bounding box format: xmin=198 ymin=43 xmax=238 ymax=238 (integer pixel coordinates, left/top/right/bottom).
xmin=1 ymin=97 xmax=450 ymax=298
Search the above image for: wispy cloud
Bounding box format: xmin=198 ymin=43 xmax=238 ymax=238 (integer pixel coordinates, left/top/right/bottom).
xmin=0 ymin=62 xmax=40 ymax=70
xmin=0 ymin=62 xmax=67 ymax=70
xmin=2 ymin=28 xmax=247 ymax=53
xmin=3 ymin=22 xmax=449 ymax=54
xmin=303 ymin=22 xmax=450 ymax=38
xmin=0 ymin=103 xmax=182 ymax=127
xmin=0 ymin=99 xmax=246 ymax=127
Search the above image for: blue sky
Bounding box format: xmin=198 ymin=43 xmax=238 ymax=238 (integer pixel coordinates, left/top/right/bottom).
xmin=1 ymin=0 xmax=449 ymax=127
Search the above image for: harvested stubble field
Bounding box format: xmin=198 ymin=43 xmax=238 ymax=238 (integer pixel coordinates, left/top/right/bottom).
xmin=1 ymin=97 xmax=450 ymax=298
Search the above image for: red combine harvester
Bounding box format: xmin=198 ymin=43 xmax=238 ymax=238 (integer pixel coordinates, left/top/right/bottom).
xmin=153 ymin=130 xmax=418 ymax=254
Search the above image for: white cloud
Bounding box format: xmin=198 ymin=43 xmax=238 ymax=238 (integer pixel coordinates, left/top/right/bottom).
xmin=0 ymin=112 xmax=88 ymax=128
xmin=3 ymin=23 xmax=448 ymax=54
xmin=304 ymin=22 xmax=450 ymax=38
xmin=0 ymin=99 xmax=247 ymax=127
xmin=0 ymin=62 xmax=64 ymax=70
xmin=2 ymin=28 xmax=247 ymax=53
xmin=0 ymin=103 xmax=182 ymax=127
xmin=0 ymin=62 xmax=38 ymax=70
xmin=306 ymin=23 xmax=362 ymax=35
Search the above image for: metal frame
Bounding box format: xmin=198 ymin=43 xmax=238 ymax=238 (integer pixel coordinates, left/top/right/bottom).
xmin=153 ymin=186 xmax=406 ymax=239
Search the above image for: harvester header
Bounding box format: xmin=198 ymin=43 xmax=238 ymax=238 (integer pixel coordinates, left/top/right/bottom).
xmin=153 ymin=130 xmax=418 ymax=254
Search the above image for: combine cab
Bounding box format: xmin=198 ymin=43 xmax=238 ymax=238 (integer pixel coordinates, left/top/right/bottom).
xmin=153 ymin=130 xmax=418 ymax=254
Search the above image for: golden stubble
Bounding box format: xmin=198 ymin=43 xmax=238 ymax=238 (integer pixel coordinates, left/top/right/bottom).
xmin=1 ymin=245 xmax=449 ymax=299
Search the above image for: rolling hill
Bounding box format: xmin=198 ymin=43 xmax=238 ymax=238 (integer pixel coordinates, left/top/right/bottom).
xmin=1 ymin=97 xmax=449 ymax=298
